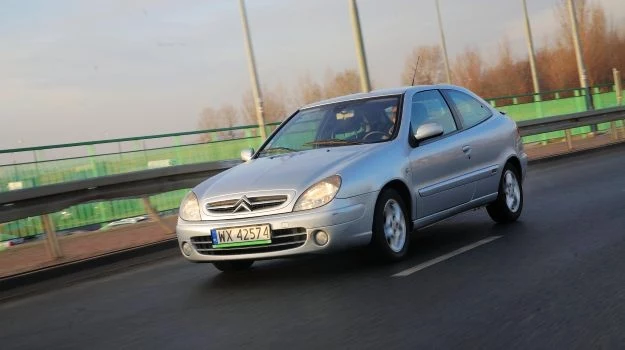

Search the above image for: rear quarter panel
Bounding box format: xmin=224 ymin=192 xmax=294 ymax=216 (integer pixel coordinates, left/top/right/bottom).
xmin=471 ymin=113 xmax=521 ymax=199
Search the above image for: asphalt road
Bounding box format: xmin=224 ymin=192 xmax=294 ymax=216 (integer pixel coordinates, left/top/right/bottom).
xmin=2 ymin=145 xmax=625 ymax=349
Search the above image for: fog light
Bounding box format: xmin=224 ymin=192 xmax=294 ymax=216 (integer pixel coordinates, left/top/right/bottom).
xmin=181 ymin=242 xmax=193 ymax=256
xmin=314 ymin=230 xmax=329 ymax=246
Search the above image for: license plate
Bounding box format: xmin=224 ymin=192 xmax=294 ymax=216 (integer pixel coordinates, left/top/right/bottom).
xmin=211 ymin=224 xmax=271 ymax=248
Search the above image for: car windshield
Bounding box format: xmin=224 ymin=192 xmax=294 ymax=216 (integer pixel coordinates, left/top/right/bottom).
xmin=258 ymin=96 xmax=401 ymax=157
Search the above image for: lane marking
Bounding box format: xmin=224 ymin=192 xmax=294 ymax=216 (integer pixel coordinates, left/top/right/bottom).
xmin=392 ymin=235 xmax=502 ymax=277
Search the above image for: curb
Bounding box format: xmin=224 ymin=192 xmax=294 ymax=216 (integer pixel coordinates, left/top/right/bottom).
xmin=527 ymin=139 xmax=625 ymax=165
xmin=0 ymin=238 xmax=178 ymax=299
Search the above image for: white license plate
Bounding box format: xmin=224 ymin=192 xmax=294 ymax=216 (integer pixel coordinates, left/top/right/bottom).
xmin=211 ymin=224 xmax=272 ymax=248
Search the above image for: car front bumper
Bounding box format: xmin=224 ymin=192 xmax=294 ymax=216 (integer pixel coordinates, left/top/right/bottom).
xmin=175 ymin=192 xmax=377 ymax=262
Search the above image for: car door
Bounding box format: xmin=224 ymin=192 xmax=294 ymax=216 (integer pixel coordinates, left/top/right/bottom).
xmin=408 ymin=90 xmax=475 ymax=219
xmin=442 ymin=89 xmax=501 ymax=200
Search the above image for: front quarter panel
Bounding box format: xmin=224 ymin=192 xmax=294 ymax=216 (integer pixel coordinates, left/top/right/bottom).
xmin=335 ymin=141 xmax=413 ymax=208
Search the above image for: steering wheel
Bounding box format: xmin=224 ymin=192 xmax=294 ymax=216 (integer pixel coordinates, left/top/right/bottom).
xmin=362 ymin=131 xmax=389 ymax=141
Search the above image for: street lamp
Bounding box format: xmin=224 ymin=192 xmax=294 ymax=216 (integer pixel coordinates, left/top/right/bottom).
xmin=348 ymin=0 xmax=372 ymax=92
xmin=238 ymin=0 xmax=267 ymax=140
xmin=566 ymin=0 xmax=594 ymax=111
xmin=521 ymin=0 xmax=541 ymax=96
xmin=435 ymin=0 xmax=452 ymax=84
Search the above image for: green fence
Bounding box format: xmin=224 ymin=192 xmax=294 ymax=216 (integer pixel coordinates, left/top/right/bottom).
xmin=489 ymin=84 xmax=624 ymax=143
xmin=1 ymin=84 xmax=623 ymax=242
xmin=0 ymin=124 xmax=280 ymax=242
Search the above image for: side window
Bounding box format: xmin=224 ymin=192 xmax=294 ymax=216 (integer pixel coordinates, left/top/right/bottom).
xmin=411 ymin=90 xmax=457 ymax=135
xmin=445 ymin=90 xmax=492 ymax=128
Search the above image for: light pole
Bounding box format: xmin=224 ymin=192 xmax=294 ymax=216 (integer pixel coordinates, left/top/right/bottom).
xmin=521 ymin=0 xmax=541 ymax=96
xmin=566 ymin=0 xmax=594 ymax=112
xmin=238 ymin=0 xmax=267 ymax=140
xmin=435 ymin=0 xmax=452 ymax=84
xmin=348 ymin=0 xmax=372 ymax=92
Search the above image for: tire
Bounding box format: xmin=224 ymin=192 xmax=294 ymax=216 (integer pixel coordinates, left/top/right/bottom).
xmin=486 ymin=163 xmax=523 ymax=223
xmin=371 ymin=188 xmax=411 ymax=262
xmin=213 ymin=260 xmax=254 ymax=272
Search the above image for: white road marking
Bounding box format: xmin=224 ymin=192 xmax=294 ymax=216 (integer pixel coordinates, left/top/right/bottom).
xmin=392 ymin=235 xmax=502 ymax=277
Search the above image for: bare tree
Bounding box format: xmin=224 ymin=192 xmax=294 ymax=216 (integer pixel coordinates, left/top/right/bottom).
xmin=401 ymin=45 xmax=445 ymax=85
xmin=323 ymin=69 xmax=361 ymax=99
xmin=197 ymin=104 xmax=239 ymax=141
xmin=544 ymin=0 xmax=617 ymax=88
xmin=295 ymin=73 xmax=324 ymax=106
xmin=482 ymin=38 xmax=532 ymax=97
xmin=398 ymin=0 xmax=624 ymax=98
xmin=241 ymin=85 xmax=289 ymax=125
xmin=452 ymin=46 xmax=485 ymax=95
xmin=200 ymin=0 xmax=624 ymax=139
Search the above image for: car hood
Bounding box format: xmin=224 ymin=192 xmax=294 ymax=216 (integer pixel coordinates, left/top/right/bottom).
xmin=194 ymin=144 xmax=379 ymax=199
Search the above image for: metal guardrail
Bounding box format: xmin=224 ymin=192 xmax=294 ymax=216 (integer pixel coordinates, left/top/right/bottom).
xmin=0 ymin=105 xmax=624 ymax=257
xmin=2 ymin=105 xmax=624 ymax=223
xmin=0 ymin=160 xmax=241 ymax=223
xmin=517 ymin=106 xmax=625 ymax=136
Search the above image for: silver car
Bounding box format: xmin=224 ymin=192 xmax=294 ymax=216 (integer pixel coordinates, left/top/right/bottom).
xmin=176 ymin=85 xmax=527 ymax=272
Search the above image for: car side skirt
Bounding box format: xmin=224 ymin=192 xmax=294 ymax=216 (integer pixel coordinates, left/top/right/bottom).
xmin=418 ymin=165 xmax=499 ymax=197
xmin=413 ymin=193 xmax=498 ymax=230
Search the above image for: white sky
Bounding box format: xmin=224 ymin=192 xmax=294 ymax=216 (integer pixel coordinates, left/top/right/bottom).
xmin=1 ymin=0 xmax=624 ymax=149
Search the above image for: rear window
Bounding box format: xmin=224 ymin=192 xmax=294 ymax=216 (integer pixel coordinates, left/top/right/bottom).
xmin=445 ymin=90 xmax=492 ymax=128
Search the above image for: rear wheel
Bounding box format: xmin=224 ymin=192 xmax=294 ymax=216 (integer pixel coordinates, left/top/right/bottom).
xmin=487 ymin=163 xmax=523 ymax=223
xmin=213 ymin=260 xmax=254 ymax=272
xmin=371 ymin=189 xmax=410 ymax=262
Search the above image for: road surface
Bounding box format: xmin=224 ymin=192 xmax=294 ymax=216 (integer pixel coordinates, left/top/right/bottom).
xmin=2 ymin=145 xmax=625 ymax=349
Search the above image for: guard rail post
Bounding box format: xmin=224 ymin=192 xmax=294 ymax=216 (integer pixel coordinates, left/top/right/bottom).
xmin=42 ymin=214 xmax=63 ymax=259
xmin=565 ymin=129 xmax=574 ymax=150
xmin=614 ymin=68 xmax=623 ymax=139
xmin=616 ymin=69 xmax=623 ymax=106
xmin=142 ymin=197 xmax=174 ymax=235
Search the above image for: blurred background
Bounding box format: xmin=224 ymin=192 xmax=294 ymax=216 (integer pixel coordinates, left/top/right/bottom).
xmin=2 ymin=0 xmax=624 ymax=148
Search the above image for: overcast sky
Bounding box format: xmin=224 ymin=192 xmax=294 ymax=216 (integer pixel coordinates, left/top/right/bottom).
xmin=1 ymin=0 xmax=624 ymax=149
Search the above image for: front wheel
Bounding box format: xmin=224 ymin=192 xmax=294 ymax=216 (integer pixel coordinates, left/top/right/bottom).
xmin=213 ymin=260 xmax=254 ymax=272
xmin=371 ymin=189 xmax=411 ymax=262
xmin=486 ymin=164 xmax=523 ymax=223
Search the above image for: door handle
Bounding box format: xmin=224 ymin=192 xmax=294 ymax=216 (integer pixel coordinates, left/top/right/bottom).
xmin=462 ymin=145 xmax=472 ymax=159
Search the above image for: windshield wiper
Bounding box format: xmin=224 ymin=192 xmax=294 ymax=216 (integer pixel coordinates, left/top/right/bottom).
xmin=258 ymin=146 xmax=298 ymax=156
xmin=304 ymin=139 xmax=363 ymax=147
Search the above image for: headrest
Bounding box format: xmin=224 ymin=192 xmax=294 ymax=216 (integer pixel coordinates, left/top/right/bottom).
xmin=334 ymin=112 xmax=364 ymax=134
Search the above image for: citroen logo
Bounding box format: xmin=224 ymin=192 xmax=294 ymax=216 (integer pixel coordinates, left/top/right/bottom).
xmin=232 ymin=196 xmax=253 ymax=213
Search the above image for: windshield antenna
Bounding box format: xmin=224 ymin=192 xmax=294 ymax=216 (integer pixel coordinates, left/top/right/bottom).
xmin=411 ymin=56 xmax=421 ymax=86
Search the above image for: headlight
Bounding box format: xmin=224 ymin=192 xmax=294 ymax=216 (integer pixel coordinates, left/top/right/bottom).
xmin=294 ymin=175 xmax=341 ymax=211
xmin=179 ymin=191 xmax=201 ymax=221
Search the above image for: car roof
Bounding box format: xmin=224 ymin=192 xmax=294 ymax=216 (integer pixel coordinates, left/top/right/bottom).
xmin=301 ymin=84 xmax=465 ymax=109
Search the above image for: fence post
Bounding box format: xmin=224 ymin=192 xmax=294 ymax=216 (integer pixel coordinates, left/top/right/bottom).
xmin=87 ymin=144 xmax=100 ymax=178
xmin=614 ymin=68 xmax=623 ymax=139
xmin=142 ymin=197 xmax=174 ymax=235
xmin=565 ymin=129 xmax=573 ymax=150
xmin=573 ymin=89 xmax=583 ymax=112
xmin=42 ymin=214 xmax=63 ymax=259
xmin=616 ymin=68 xmax=623 ymax=106
xmin=533 ymin=94 xmax=544 ymax=119
xmin=173 ymin=136 xmax=182 ymax=165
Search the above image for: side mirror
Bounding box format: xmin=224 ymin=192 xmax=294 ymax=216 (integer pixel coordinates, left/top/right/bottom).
xmin=240 ymin=148 xmax=254 ymax=162
xmin=414 ymin=123 xmax=444 ymax=142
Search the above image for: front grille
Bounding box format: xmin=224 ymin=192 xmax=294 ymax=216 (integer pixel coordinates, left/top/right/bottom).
xmin=191 ymin=228 xmax=307 ymax=256
xmin=206 ymin=195 xmax=288 ymax=214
